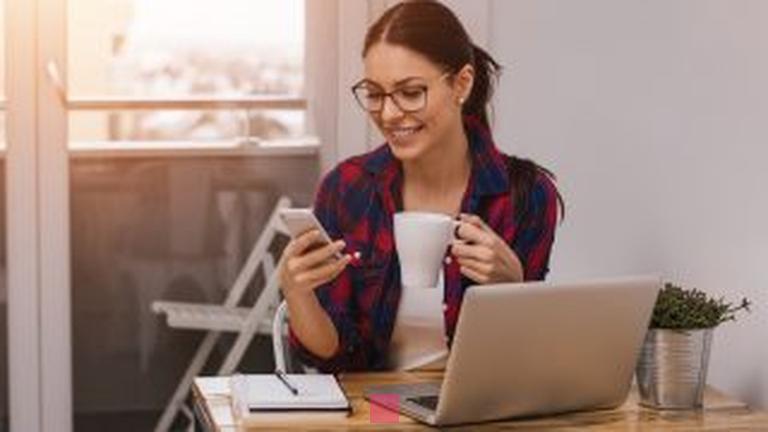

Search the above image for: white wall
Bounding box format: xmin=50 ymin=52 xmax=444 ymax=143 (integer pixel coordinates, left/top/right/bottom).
xmin=490 ymin=0 xmax=768 ymax=408
xmin=331 ymin=0 xmax=768 ymax=407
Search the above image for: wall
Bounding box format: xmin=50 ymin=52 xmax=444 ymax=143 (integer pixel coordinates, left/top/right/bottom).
xmin=328 ymin=0 xmax=768 ymax=408
xmin=490 ymin=0 xmax=768 ymax=408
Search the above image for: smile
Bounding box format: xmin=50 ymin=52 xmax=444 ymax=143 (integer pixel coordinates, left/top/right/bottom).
xmin=388 ymin=125 xmax=424 ymax=141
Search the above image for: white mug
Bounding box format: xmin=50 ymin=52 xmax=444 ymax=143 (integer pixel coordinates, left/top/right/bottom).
xmin=394 ymin=212 xmax=458 ymax=288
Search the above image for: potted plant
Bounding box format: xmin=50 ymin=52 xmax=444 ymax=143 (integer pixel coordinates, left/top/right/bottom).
xmin=636 ymin=282 xmax=750 ymax=409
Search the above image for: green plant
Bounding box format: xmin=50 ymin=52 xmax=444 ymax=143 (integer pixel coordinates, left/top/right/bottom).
xmin=650 ymin=282 xmax=751 ymax=329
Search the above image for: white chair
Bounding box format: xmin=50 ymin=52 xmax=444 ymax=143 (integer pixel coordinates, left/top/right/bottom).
xmin=272 ymin=299 xmax=291 ymax=373
xmin=272 ymin=299 xmax=318 ymax=375
xmin=151 ymin=195 xmax=292 ymax=432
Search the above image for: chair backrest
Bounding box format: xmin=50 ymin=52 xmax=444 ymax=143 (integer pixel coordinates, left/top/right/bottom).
xmin=272 ymin=299 xmax=290 ymax=372
xmin=223 ymin=196 xmax=291 ymax=308
xmin=271 ymin=299 xmax=319 ymax=374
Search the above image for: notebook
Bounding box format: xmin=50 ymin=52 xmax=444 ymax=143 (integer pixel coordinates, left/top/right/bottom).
xmin=230 ymin=373 xmax=351 ymax=425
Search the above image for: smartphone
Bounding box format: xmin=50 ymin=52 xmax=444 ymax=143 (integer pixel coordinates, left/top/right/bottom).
xmin=278 ymin=208 xmax=344 ymax=260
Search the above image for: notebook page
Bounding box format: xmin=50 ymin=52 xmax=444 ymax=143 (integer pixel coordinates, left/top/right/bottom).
xmin=245 ymin=374 xmax=348 ymax=409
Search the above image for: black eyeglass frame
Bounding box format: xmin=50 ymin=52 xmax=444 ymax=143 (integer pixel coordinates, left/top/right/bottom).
xmin=350 ymin=73 xmax=451 ymax=114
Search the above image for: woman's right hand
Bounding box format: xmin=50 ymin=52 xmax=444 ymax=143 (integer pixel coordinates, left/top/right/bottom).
xmin=279 ymin=229 xmax=352 ymax=299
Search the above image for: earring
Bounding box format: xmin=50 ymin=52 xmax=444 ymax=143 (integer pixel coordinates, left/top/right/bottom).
xmin=458 ymin=97 xmax=465 ymax=105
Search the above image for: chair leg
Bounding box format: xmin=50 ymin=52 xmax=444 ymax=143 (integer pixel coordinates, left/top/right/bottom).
xmin=179 ymin=404 xmax=195 ymax=432
xmin=154 ymin=331 xmax=221 ymax=432
xmin=217 ymin=269 xmax=282 ymax=375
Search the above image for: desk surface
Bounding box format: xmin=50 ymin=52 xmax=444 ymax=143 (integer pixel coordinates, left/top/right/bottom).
xmin=193 ymin=371 xmax=768 ymax=431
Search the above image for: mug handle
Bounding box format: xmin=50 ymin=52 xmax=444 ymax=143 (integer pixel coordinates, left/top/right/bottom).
xmin=451 ymin=219 xmax=462 ymax=242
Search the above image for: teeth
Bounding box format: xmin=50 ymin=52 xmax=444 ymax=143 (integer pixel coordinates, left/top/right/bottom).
xmin=391 ymin=126 xmax=421 ymax=138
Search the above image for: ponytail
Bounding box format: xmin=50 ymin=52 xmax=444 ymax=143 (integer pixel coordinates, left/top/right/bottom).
xmin=506 ymin=156 xmax=566 ymax=224
xmin=463 ymin=45 xmax=501 ymax=129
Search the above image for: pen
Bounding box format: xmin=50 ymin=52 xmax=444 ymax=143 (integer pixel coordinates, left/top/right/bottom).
xmin=275 ymin=369 xmax=299 ymax=395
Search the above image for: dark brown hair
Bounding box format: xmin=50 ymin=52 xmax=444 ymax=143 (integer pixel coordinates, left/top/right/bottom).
xmin=363 ymin=0 xmax=500 ymax=128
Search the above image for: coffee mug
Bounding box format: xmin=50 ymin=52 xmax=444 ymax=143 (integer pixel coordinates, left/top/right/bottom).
xmin=394 ymin=212 xmax=458 ymax=288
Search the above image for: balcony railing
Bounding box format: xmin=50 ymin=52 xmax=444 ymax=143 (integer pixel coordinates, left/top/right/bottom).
xmin=0 ymin=95 xmax=318 ymax=158
xmin=0 ymin=95 xmax=305 ymax=110
xmin=65 ymin=95 xmax=306 ymax=111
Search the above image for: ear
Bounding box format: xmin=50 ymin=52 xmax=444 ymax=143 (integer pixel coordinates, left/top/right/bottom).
xmin=454 ymin=63 xmax=475 ymax=104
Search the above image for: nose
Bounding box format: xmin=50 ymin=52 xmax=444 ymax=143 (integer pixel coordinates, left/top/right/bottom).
xmin=380 ymin=95 xmax=404 ymax=124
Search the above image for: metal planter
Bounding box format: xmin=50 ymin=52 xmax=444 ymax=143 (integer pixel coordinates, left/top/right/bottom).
xmin=636 ymin=328 xmax=714 ymax=409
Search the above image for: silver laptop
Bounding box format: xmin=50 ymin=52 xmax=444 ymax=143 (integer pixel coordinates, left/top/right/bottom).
xmin=364 ymin=276 xmax=660 ymax=426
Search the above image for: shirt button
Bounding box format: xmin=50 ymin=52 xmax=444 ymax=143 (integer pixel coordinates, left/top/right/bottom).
xmin=353 ymin=251 xmax=362 ymax=260
xmin=444 ymin=256 xmax=452 ymax=265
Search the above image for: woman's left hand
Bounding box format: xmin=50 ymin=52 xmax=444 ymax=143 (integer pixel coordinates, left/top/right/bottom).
xmin=451 ymin=213 xmax=524 ymax=284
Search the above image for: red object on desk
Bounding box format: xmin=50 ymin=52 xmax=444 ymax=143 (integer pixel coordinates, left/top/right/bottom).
xmin=368 ymin=393 xmax=400 ymax=424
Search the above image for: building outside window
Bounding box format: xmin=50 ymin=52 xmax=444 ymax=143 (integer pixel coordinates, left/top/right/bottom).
xmin=67 ymin=0 xmax=306 ymax=145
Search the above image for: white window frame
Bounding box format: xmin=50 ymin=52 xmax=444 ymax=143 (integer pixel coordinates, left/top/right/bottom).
xmin=6 ymin=0 xmax=71 ymax=430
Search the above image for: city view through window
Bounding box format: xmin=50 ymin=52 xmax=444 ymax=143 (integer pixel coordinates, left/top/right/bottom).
xmin=67 ymin=0 xmax=305 ymax=144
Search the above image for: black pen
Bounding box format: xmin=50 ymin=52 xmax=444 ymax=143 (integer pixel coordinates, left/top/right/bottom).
xmin=275 ymin=369 xmax=299 ymax=395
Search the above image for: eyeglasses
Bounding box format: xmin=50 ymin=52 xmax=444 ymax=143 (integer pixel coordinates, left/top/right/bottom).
xmin=351 ymin=73 xmax=450 ymax=114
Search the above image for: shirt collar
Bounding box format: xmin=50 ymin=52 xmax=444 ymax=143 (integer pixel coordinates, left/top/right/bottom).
xmin=363 ymin=115 xmax=510 ymax=198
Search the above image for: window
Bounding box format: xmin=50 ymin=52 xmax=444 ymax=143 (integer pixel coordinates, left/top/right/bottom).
xmin=2 ymin=1 xmax=333 ymax=430
xmin=67 ymin=0 xmax=307 ymax=148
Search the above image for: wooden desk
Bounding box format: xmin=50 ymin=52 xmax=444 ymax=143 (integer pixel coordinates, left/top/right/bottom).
xmin=192 ymin=372 xmax=768 ymax=431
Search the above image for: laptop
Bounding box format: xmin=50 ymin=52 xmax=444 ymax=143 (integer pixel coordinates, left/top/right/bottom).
xmin=364 ymin=276 xmax=660 ymax=426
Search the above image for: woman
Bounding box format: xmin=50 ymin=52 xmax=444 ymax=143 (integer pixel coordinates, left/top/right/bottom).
xmin=280 ymin=0 xmax=563 ymax=372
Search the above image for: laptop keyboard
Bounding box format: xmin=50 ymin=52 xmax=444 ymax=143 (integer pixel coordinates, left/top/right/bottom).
xmin=407 ymin=395 xmax=440 ymax=411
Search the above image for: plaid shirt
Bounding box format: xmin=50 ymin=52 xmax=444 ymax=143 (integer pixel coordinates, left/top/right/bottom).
xmin=290 ymin=116 xmax=560 ymax=372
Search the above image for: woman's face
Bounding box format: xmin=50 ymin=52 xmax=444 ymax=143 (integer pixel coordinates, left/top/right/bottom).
xmin=360 ymin=42 xmax=470 ymax=162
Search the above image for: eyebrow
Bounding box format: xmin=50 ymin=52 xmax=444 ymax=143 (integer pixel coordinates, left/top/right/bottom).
xmin=362 ymin=76 xmax=427 ymax=89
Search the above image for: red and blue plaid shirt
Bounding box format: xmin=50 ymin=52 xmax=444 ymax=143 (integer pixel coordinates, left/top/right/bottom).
xmin=290 ymin=116 xmax=560 ymax=372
